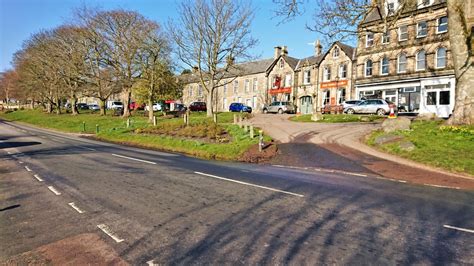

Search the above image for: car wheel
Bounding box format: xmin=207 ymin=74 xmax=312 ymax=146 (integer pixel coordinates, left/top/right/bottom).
xmin=347 ymin=108 xmax=355 ymax=115
xmin=278 ymin=108 xmax=283 ymax=114
xmin=376 ymin=109 xmax=385 ymax=116
xmin=263 ymin=109 xmax=268 ymax=114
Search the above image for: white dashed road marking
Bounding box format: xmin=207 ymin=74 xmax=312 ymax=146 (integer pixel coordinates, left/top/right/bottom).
xmin=111 ymin=154 xmax=156 ymax=165
xmin=424 ymin=184 xmax=460 ymax=190
xmin=97 ymin=224 xmax=124 ymax=243
xmin=24 ymin=166 xmax=32 ymax=172
xmin=443 ymin=225 xmax=474 ymax=234
xmin=194 ymin=171 xmax=304 ymax=198
xmin=47 ymin=186 xmax=61 ymax=195
xmin=68 ymin=202 xmax=85 ymax=213
xmin=33 ymin=174 xmax=44 ymax=182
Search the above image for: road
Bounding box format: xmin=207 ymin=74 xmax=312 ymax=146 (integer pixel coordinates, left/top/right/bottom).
xmin=1 ymin=120 xmax=473 ymax=264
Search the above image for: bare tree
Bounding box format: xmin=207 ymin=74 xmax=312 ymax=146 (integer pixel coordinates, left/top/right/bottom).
xmin=80 ymin=9 xmax=161 ymax=118
xmin=274 ymin=0 xmax=473 ymax=124
xmin=135 ymin=31 xmax=181 ymax=122
xmin=0 ymin=70 xmax=20 ymax=108
xmin=169 ymin=0 xmax=258 ymax=117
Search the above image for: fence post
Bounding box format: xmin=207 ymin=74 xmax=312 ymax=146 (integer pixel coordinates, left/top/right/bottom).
xmin=259 ymin=130 xmax=264 ymax=152
xmin=153 ymin=116 xmax=157 ymax=126
xmin=238 ymin=115 xmax=243 ymax=128
xmin=213 ymin=113 xmax=217 ymax=124
xmin=127 ymin=118 xmax=130 ymax=128
xmin=82 ymin=121 xmax=86 ymax=132
xmin=95 ymin=124 xmax=99 ymax=134
xmin=250 ymin=125 xmax=254 ymax=139
xmin=233 ymin=114 xmax=237 ymax=125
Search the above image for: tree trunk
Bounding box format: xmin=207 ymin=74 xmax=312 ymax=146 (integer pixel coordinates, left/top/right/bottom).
xmin=55 ymin=96 xmax=61 ymax=115
xmin=122 ymin=88 xmax=131 ymax=118
xmin=70 ymin=94 xmax=78 ymax=115
xmin=447 ymin=0 xmax=474 ymax=125
xmin=148 ymin=98 xmax=154 ymax=123
xmin=99 ymin=98 xmax=107 ymax=116
xmin=46 ymin=101 xmax=53 ymax=113
xmin=206 ymin=90 xmax=214 ymax=117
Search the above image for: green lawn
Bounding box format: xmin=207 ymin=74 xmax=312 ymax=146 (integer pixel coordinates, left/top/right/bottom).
xmin=290 ymin=114 xmax=384 ymax=123
xmin=0 ymin=109 xmax=265 ymax=161
xmin=367 ymin=120 xmax=474 ymax=175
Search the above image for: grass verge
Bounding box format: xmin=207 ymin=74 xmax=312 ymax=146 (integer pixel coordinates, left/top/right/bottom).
xmin=366 ymin=120 xmax=474 ymax=175
xmin=0 ymin=109 xmax=267 ymax=161
xmin=290 ymin=114 xmax=384 ymax=123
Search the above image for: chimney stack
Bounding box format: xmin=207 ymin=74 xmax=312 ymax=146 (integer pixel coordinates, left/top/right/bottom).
xmin=281 ymin=46 xmax=288 ymax=56
xmin=315 ymin=40 xmax=322 ymax=56
xmin=274 ymin=46 xmax=282 ymax=59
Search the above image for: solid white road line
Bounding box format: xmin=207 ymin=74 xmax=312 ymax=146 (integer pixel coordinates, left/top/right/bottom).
xmin=33 ymin=174 xmax=44 ymax=182
xmin=68 ymin=202 xmax=85 ymax=213
xmin=194 ymin=171 xmax=304 ymax=198
xmin=111 ymin=154 xmax=156 ymax=165
xmin=97 ymin=224 xmax=124 ymax=243
xmin=19 ymin=161 xmax=24 ymax=164
xmin=443 ymin=225 xmax=474 ymax=234
xmin=24 ymin=166 xmax=32 ymax=172
xmin=47 ymin=186 xmax=61 ymax=195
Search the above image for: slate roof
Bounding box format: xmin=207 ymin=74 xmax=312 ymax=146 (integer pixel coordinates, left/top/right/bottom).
xmin=295 ymin=55 xmax=324 ymax=71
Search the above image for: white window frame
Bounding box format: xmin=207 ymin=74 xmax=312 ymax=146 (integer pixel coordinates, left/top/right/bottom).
xmin=233 ymin=80 xmax=239 ymax=93
xmin=365 ymin=60 xmax=373 ymax=77
xmin=253 ymin=77 xmax=258 ymax=92
xmin=417 ymin=21 xmax=428 ymax=38
xmin=245 ymin=79 xmax=250 ymax=92
xmin=279 ymin=59 xmax=284 ymax=69
xmin=398 ymin=25 xmax=408 ymax=41
xmin=323 ymin=67 xmax=331 ymax=81
xmin=418 ymin=0 xmax=432 ymax=8
xmin=333 ymin=47 xmax=340 ymax=58
xmin=188 ymin=86 xmax=193 ymax=97
xmin=397 ymin=53 xmax=407 ymax=73
xmin=198 ymin=85 xmax=203 ymax=96
xmin=303 ymin=70 xmax=311 ymax=84
xmin=416 ymin=50 xmax=426 ymax=71
xmin=339 ymin=64 xmax=347 ymax=79
xmin=380 ymin=57 xmax=389 ymax=75
xmin=382 ymin=31 xmax=390 ymax=44
xmin=366 ymin=33 xmax=374 ymax=47
xmin=437 ymin=16 xmax=448 ymax=34
xmin=223 ymin=84 xmax=227 ymax=94
xmin=436 ymin=47 xmax=447 ymax=69
xmin=284 ymin=74 xmax=292 ymax=87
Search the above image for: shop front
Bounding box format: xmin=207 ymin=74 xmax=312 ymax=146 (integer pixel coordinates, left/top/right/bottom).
xmin=319 ymin=79 xmax=348 ymax=113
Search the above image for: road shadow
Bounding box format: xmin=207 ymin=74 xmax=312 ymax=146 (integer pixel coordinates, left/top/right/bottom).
xmin=0 ymin=141 xmax=41 ymax=149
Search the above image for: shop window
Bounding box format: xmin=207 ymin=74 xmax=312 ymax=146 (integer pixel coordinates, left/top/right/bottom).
xmin=437 ymin=16 xmax=448 ymax=33
xmin=439 ymin=91 xmax=450 ymax=105
xmin=427 ymin=92 xmax=437 ymax=105
xmin=337 ymin=88 xmax=346 ymax=104
xmin=323 ymin=90 xmax=330 ymax=106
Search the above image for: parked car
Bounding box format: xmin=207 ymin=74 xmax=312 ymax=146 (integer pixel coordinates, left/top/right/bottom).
xmin=174 ymin=103 xmax=187 ymax=112
xmin=229 ymin=102 xmax=252 ymax=113
xmin=189 ymin=101 xmax=207 ymax=112
xmin=342 ymin=100 xmax=363 ymax=109
xmin=144 ymin=103 xmax=162 ymax=112
xmin=263 ymin=101 xmax=295 ymax=114
xmin=88 ymin=104 xmax=100 ymax=111
xmin=129 ymin=102 xmax=145 ymax=110
xmin=108 ymin=101 xmax=123 ymax=109
xmin=344 ymin=99 xmax=394 ymax=115
xmin=76 ymin=103 xmax=89 ymax=110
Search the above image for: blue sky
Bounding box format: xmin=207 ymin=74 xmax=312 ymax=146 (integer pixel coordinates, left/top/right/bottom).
xmin=0 ymin=0 xmax=327 ymax=72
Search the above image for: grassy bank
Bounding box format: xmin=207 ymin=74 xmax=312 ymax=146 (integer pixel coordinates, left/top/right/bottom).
xmin=367 ymin=120 xmax=474 ymax=175
xmin=0 ymin=109 xmax=264 ymax=161
xmin=290 ymin=114 xmax=384 ymax=123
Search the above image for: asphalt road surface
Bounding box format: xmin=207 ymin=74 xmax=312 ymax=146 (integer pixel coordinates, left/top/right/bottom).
xmin=1 ymin=120 xmax=473 ymax=264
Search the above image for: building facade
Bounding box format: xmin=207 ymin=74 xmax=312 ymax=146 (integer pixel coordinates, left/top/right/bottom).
xmin=355 ymin=0 xmax=455 ymax=118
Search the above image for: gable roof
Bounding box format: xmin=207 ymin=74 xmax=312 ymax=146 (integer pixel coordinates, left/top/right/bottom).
xmin=265 ymin=55 xmax=301 ymax=75
xmin=295 ymin=54 xmax=324 ymax=71
xmin=178 ymin=58 xmax=274 ymax=84
xmin=318 ymin=41 xmax=356 ymax=64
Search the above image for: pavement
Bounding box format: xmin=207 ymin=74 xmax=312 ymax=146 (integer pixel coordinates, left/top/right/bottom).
xmin=249 ymin=114 xmax=474 ymax=190
xmin=1 ymin=119 xmax=473 ymax=264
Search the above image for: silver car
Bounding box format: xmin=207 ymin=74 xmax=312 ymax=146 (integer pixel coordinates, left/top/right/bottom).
xmin=342 ymin=100 xmax=363 ymax=109
xmin=344 ymin=99 xmax=392 ymax=115
xmin=263 ymin=101 xmax=295 ymax=114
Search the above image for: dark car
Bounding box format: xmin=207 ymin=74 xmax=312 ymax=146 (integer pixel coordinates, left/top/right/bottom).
xmin=174 ymin=103 xmax=187 ymax=112
xmin=76 ymin=103 xmax=89 ymax=110
xmin=229 ymin=102 xmax=252 ymax=113
xmin=189 ymin=101 xmax=207 ymax=112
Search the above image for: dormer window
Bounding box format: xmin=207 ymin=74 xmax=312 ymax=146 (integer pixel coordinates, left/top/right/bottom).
xmin=385 ymin=0 xmax=399 ymax=15
xmin=418 ymin=0 xmax=432 ymax=8
xmin=333 ymin=47 xmax=340 ymax=58
xmin=366 ymin=33 xmax=374 ymax=47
